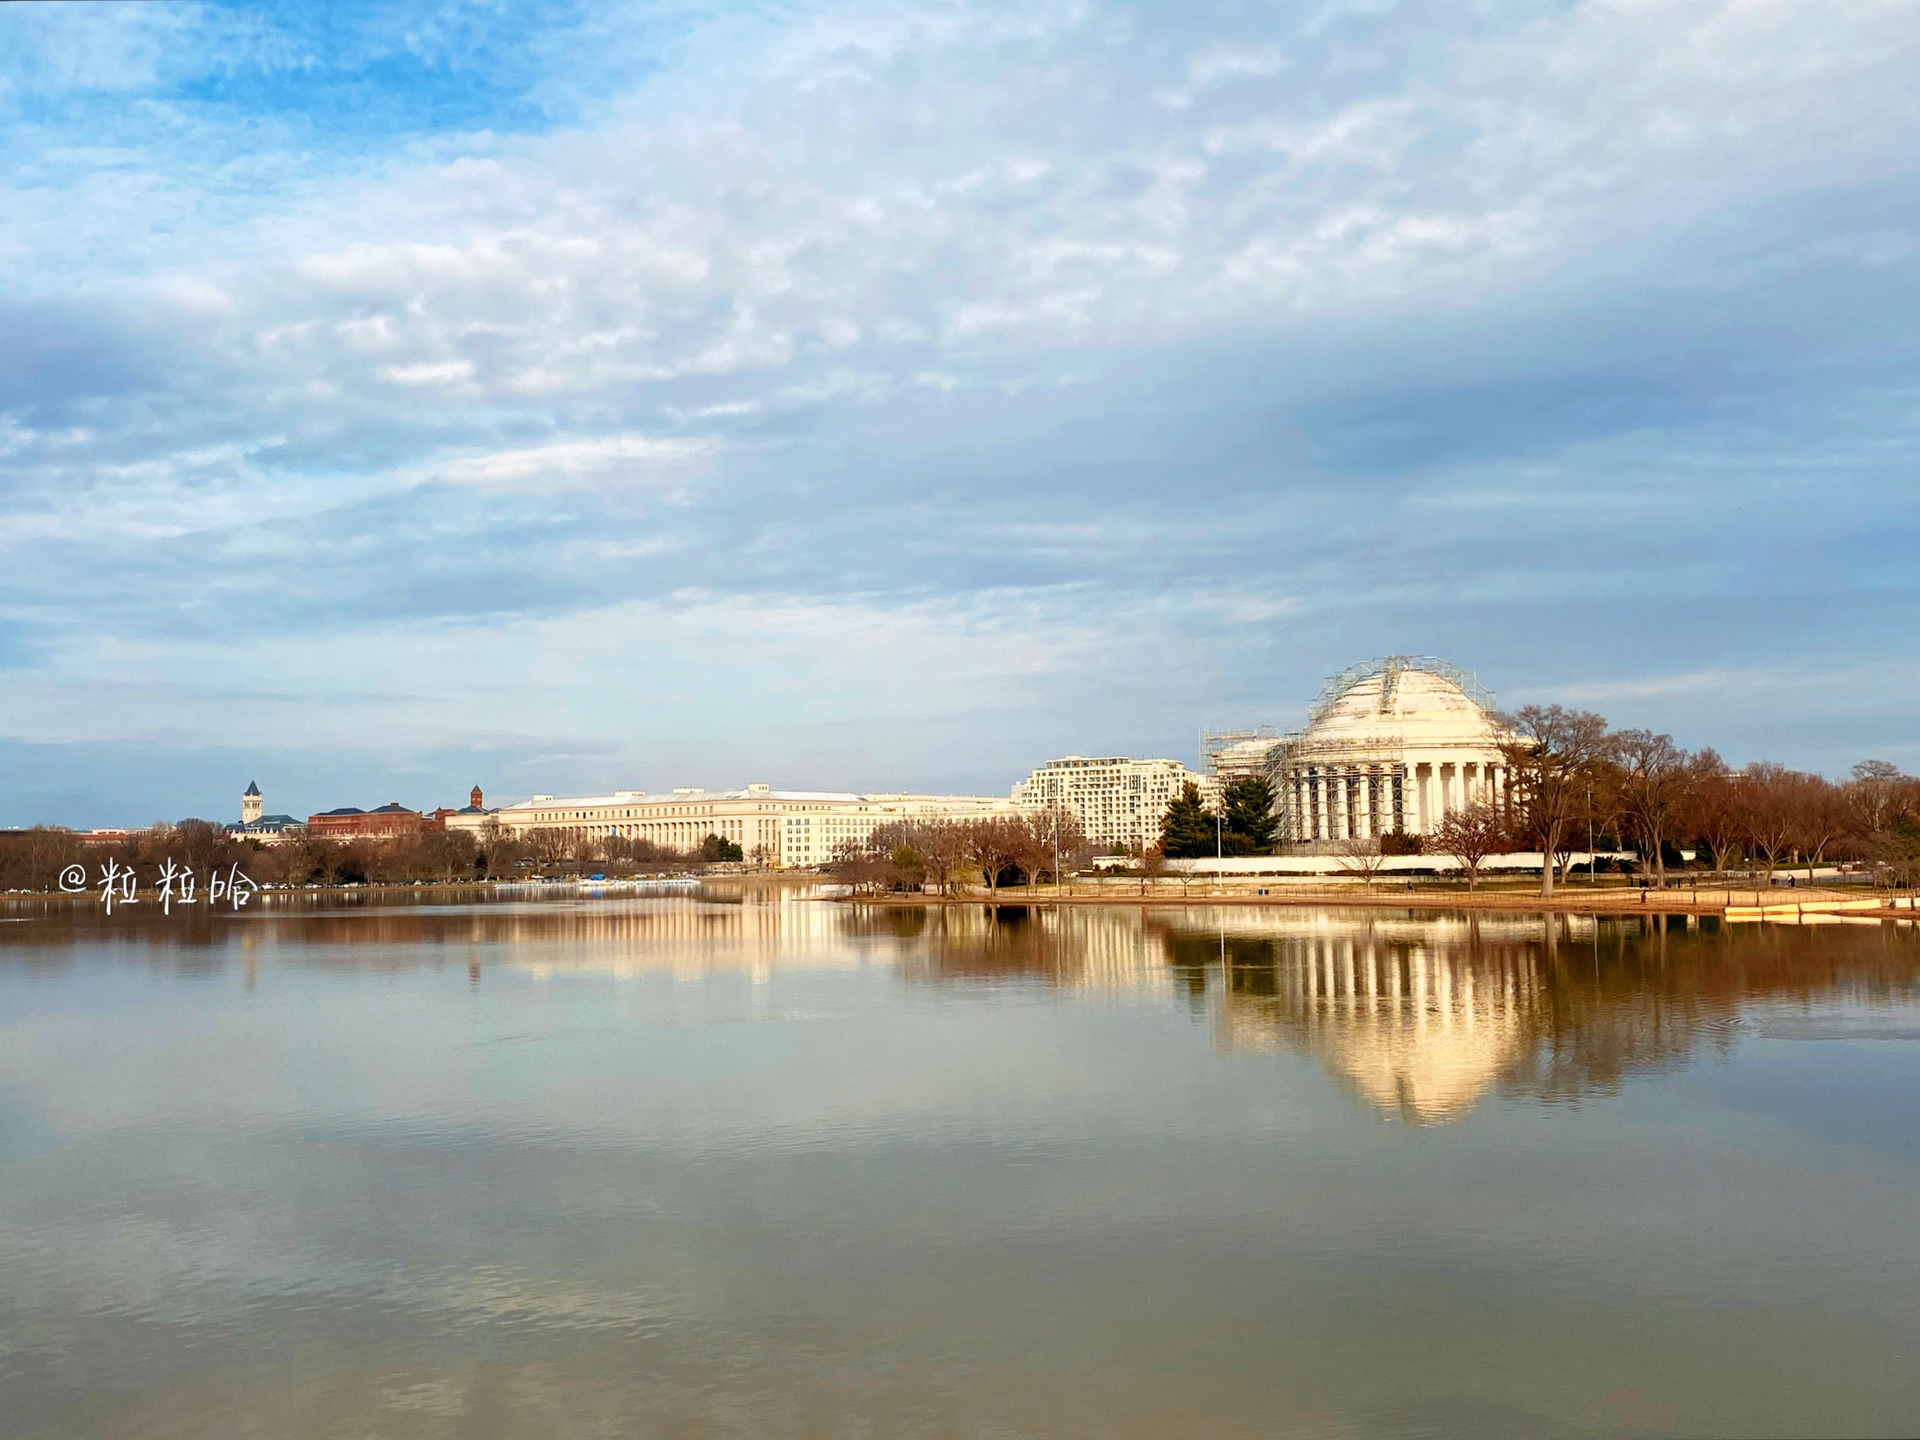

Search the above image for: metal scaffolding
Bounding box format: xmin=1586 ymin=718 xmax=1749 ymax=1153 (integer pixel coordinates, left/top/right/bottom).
xmin=1202 ymin=657 xmax=1502 ymax=847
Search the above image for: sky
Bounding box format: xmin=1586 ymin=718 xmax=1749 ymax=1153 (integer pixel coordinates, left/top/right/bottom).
xmin=2 ymin=0 xmax=1917 ymax=827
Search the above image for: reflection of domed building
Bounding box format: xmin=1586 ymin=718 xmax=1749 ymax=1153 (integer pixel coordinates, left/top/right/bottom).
xmin=1218 ymin=931 xmax=1536 ymax=1124
xmin=1210 ymin=656 xmax=1513 ymax=844
xmin=1154 ymin=912 xmax=1547 ymax=1124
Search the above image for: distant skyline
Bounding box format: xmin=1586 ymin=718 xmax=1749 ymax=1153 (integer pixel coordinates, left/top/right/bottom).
xmin=4 ymin=1 xmax=1918 ymax=828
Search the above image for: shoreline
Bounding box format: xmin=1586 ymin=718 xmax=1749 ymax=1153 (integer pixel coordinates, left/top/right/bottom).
xmin=835 ymin=882 xmax=1909 ymax=918
xmin=5 ymin=873 xmax=1908 ymax=922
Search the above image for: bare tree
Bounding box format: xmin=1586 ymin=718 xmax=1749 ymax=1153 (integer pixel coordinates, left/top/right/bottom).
xmin=916 ymin=821 xmax=972 ymax=895
xmin=1500 ymin=705 xmax=1615 ymax=896
xmin=1794 ymin=775 xmax=1848 ymax=882
xmin=600 ymin=833 xmax=682 ymax=870
xmin=1003 ymin=809 xmax=1092 ymax=891
xmin=1737 ymin=763 xmax=1800 ymax=886
xmin=1611 ymin=729 xmax=1699 ymax=887
xmin=476 ymin=818 xmax=522 ymax=878
xmin=1431 ymin=801 xmax=1509 ymax=891
xmin=832 ymin=835 xmax=906 ymax=894
xmin=0 ymin=827 xmax=83 ymax=891
xmin=966 ymin=818 xmax=1023 ymax=897
xmin=1845 ymin=760 xmax=1906 ymax=841
xmin=1138 ymin=847 xmax=1167 ymax=895
xmin=417 ymin=827 xmax=479 ymax=881
xmin=1842 ymin=761 xmax=1920 ymax=886
xmin=1334 ymin=835 xmax=1388 ymax=887
xmin=827 ymin=837 xmax=891 ymax=895
xmin=865 ymin=820 xmax=981 ymax=894
xmin=523 ymin=827 xmax=576 ymax=870
xmin=1686 ymin=750 xmax=1741 ymax=873
xmin=1007 ymin=813 xmax=1055 ymax=890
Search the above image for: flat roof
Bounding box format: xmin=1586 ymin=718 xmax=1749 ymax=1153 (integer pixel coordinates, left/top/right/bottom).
xmin=495 ymin=787 xmax=1005 ymax=810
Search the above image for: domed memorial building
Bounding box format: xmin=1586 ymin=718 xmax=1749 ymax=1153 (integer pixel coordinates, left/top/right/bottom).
xmin=1208 ymin=656 xmax=1514 ymax=846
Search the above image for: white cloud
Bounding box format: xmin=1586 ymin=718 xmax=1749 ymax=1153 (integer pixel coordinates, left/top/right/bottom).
xmin=205 ymin=0 xmax=1911 ymax=405
xmin=0 ymin=584 xmax=1259 ymax=764
xmin=434 ymin=433 xmax=718 ymax=490
xmin=4 ymin=0 xmax=1920 ymax=801
xmin=1186 ymin=43 xmax=1288 ymax=85
xmin=378 ymin=359 xmax=477 ymax=385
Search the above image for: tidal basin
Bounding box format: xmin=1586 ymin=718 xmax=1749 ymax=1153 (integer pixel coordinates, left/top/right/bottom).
xmin=3 ymin=888 xmax=1918 ymax=1438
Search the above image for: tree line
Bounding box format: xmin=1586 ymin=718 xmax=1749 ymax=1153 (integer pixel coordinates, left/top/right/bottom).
xmin=0 ymin=820 xmax=747 ymax=893
xmin=1490 ymin=705 xmax=1920 ymax=895
xmin=828 ymin=813 xmax=1095 ymax=895
xmin=1147 ymin=705 xmax=1920 ymax=897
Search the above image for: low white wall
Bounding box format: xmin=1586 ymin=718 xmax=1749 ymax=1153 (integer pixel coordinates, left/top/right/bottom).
xmin=1157 ymin=852 xmax=1633 ymax=877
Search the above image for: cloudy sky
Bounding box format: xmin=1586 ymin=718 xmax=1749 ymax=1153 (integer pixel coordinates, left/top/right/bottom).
xmin=2 ymin=0 xmax=1917 ymax=825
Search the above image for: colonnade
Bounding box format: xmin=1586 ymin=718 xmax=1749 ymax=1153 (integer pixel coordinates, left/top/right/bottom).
xmin=1283 ymin=758 xmax=1509 ymax=842
xmin=499 ymin=814 xmax=768 ymax=851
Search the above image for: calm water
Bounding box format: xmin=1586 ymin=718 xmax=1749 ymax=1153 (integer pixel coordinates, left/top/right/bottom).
xmin=3 ymin=889 xmax=1918 ymax=1439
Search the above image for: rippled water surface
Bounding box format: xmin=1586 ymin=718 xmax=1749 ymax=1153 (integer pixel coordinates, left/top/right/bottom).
xmin=4 ymin=888 xmax=1919 ymax=1439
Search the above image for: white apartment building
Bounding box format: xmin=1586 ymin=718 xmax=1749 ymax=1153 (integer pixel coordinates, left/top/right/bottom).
xmin=449 ymin=784 xmax=1016 ymax=869
xmin=1012 ymin=756 xmax=1211 ymax=853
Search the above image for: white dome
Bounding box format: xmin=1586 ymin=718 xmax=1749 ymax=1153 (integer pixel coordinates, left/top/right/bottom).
xmin=1275 ymin=657 xmax=1512 ymax=843
xmin=1301 ymin=661 xmax=1503 ymax=752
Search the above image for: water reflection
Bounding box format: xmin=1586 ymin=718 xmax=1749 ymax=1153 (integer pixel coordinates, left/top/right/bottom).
xmin=859 ymin=905 xmax=1180 ymax=1000
xmin=1157 ymin=910 xmax=1920 ymax=1124
xmin=4 ymin=895 xmax=1920 ymax=1438
xmin=0 ymin=882 xmax=856 ymax=982
xmin=870 ymin=903 xmax=1920 ymax=1125
xmin=5 ymin=893 xmax=1918 ymax=1129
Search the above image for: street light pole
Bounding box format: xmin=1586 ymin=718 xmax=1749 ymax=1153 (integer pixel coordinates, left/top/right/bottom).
xmin=1216 ymin=808 xmax=1224 ymax=894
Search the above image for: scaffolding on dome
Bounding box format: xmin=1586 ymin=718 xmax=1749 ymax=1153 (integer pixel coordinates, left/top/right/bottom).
xmin=1306 ymin=655 xmax=1495 ymax=725
xmin=1200 ymin=724 xmax=1281 ymax=778
xmin=1196 ymin=659 xmax=1505 ymax=846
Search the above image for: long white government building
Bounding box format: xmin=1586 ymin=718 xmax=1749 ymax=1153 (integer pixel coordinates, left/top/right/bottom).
xmin=1207 ymin=655 xmax=1514 ymax=844
xmin=445 ymin=785 xmax=1018 ymax=868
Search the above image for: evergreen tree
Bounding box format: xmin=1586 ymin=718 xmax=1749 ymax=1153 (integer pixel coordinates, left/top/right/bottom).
xmin=700 ymin=833 xmax=744 ymax=862
xmin=1159 ymin=782 xmax=1217 ymax=858
xmin=1222 ymin=776 xmax=1278 ymax=854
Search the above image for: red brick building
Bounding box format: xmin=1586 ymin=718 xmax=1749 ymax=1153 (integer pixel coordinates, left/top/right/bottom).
xmin=304 ymin=802 xmax=438 ymax=839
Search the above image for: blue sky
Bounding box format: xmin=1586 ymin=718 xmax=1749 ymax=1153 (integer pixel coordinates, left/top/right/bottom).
xmin=2 ymin=0 xmax=1918 ymax=826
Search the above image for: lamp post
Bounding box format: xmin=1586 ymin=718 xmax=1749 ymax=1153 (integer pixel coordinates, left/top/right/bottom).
xmin=1052 ymin=800 xmax=1061 ymax=901
xmin=1215 ymin=808 xmax=1224 ymax=895
xmin=1587 ymin=785 xmax=1596 ymax=887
